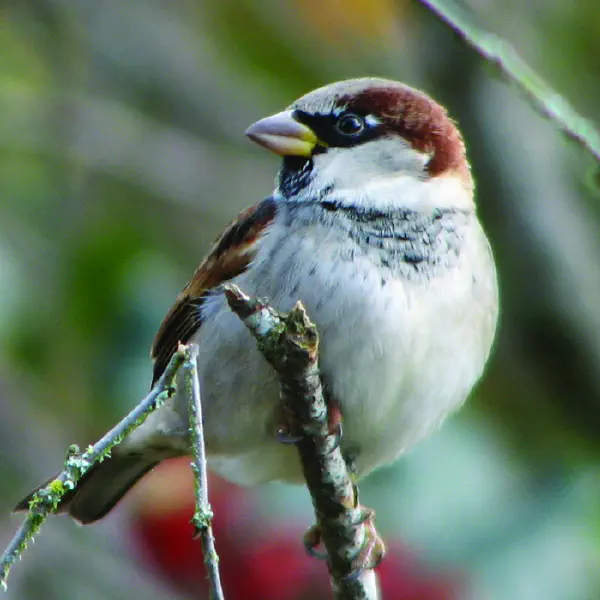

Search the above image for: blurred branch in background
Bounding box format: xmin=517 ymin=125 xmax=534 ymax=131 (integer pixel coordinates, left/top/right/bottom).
xmin=2 ymin=0 xmax=600 ymax=599
xmin=419 ymin=0 xmax=600 ymax=165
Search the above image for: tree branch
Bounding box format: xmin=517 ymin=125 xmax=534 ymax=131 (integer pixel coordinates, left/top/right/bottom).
xmin=224 ymin=284 xmax=381 ymax=600
xmin=419 ymin=0 xmax=600 ymax=165
xmin=1 ymin=345 xmax=224 ymax=595
xmin=182 ymin=343 xmax=226 ymax=600
xmin=3 ymin=285 xmax=381 ymax=599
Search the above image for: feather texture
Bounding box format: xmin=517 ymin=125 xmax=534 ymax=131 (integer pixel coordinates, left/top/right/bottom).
xmin=151 ymin=198 xmax=277 ymax=384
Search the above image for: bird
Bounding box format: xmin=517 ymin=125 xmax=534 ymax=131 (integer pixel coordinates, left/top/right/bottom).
xmin=16 ymin=78 xmax=498 ymax=556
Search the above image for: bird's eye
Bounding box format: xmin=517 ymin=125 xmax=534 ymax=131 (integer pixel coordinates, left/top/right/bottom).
xmin=336 ymin=114 xmax=365 ymax=136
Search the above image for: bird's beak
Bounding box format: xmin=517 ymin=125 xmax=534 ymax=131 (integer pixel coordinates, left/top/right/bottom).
xmin=245 ymin=110 xmax=318 ymax=157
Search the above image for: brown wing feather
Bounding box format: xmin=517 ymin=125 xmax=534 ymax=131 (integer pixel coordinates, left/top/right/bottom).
xmin=150 ymin=198 xmax=277 ymax=385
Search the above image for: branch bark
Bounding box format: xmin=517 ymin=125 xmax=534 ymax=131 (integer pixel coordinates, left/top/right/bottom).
xmin=0 ymin=345 xmax=224 ymax=596
xmin=3 ymin=288 xmax=381 ymax=600
xmin=224 ymin=284 xmax=381 ymax=600
xmin=182 ymin=343 xmax=225 ymax=600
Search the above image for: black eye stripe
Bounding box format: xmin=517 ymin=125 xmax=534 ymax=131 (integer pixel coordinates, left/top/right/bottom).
xmin=293 ymin=109 xmax=381 ymax=148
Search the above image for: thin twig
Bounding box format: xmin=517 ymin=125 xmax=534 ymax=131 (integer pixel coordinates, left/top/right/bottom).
xmin=419 ymin=0 xmax=600 ymax=164
xmin=0 ymin=348 xmax=186 ymax=590
xmin=224 ymin=284 xmax=381 ymax=600
xmin=182 ymin=343 xmax=225 ymax=600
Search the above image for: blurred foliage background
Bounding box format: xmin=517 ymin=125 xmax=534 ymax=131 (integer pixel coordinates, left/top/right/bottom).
xmin=1 ymin=1 xmax=600 ymax=599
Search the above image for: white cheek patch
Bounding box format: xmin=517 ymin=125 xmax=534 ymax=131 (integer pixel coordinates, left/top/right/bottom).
xmin=278 ymin=135 xmax=473 ymax=212
xmin=310 ymin=137 xmax=424 ymax=192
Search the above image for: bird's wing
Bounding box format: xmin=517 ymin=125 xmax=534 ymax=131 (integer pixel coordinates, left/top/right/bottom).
xmin=150 ymin=197 xmax=277 ymax=385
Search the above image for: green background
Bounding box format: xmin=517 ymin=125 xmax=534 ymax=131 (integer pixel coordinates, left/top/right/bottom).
xmin=1 ymin=1 xmax=600 ymax=599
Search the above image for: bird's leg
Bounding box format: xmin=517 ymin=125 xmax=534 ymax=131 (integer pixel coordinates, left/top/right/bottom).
xmin=276 ymin=391 xmax=386 ymax=575
xmin=303 ymin=501 xmax=386 ymax=578
xmin=303 ymin=450 xmax=386 ymax=578
xmin=324 ymin=396 xmax=343 ymax=452
xmin=341 ymin=482 xmax=386 ymax=581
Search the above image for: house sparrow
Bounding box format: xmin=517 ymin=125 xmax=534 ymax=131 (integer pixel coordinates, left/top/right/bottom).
xmin=16 ymin=78 xmax=498 ymax=532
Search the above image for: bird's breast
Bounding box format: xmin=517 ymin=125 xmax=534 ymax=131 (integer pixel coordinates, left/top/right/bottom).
xmin=196 ymin=203 xmax=498 ymax=483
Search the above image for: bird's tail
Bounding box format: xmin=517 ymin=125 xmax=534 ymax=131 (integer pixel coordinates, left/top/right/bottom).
xmin=14 ymin=454 xmax=159 ymax=524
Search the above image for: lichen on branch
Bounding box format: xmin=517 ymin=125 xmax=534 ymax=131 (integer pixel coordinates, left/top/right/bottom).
xmin=224 ymin=284 xmax=382 ymax=600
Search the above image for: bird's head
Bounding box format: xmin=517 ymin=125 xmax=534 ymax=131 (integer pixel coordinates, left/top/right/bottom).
xmin=246 ymin=78 xmax=473 ymax=212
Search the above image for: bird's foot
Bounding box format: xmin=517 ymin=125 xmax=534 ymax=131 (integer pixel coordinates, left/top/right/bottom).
xmin=303 ymin=524 xmax=329 ymax=560
xmin=276 ymin=425 xmax=304 ymax=444
xmin=303 ymin=505 xmax=386 ymax=580
xmin=343 ymin=506 xmax=386 ymax=581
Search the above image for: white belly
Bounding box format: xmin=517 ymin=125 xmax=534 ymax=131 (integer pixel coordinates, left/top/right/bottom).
xmin=191 ymin=215 xmax=498 ymax=485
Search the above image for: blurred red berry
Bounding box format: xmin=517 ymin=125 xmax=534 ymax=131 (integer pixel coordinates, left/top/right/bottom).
xmin=129 ymin=458 xmax=464 ymax=600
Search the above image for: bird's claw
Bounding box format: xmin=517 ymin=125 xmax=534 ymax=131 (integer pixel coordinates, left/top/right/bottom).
xmin=276 ymin=426 xmax=304 ymax=444
xmin=303 ymin=524 xmax=328 ymax=559
xmin=342 ymin=507 xmax=386 ymax=581
xmin=303 ymin=505 xmax=385 ymax=579
xmin=324 ymin=420 xmax=343 ymax=453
